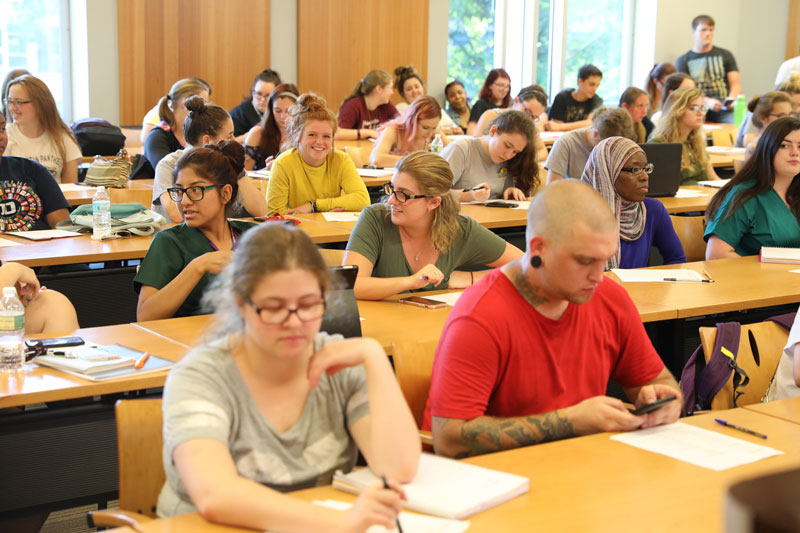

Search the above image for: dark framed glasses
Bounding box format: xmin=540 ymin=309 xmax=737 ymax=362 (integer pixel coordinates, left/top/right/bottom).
xmin=620 ymin=163 xmax=655 ymax=175
xmin=246 ymin=298 xmax=326 ymax=324
xmin=383 ymin=182 xmax=431 ymax=203
xmin=167 ymin=185 xmax=218 ymax=202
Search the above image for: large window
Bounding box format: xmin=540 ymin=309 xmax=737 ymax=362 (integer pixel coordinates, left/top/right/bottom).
xmin=447 ymin=0 xmax=496 ymax=104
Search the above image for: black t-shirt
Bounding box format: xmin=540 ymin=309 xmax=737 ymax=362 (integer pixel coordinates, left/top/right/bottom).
xmin=469 ymin=98 xmax=495 ymax=124
xmin=230 ymin=100 xmax=261 ymax=138
xmin=0 ymin=156 xmax=70 ymax=231
xmin=548 ymin=89 xmax=603 ymax=123
xmin=144 ymin=123 xmax=183 ymax=172
xmin=675 ymin=46 xmax=738 ymax=101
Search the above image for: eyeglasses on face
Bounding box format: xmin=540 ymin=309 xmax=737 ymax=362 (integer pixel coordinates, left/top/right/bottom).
xmin=768 ymin=113 xmax=791 ymax=119
xmin=688 ymin=105 xmax=709 ymax=113
xmin=3 ymin=99 xmax=31 ymax=108
xmin=620 ymin=163 xmax=655 ymax=175
xmin=492 ymin=82 xmax=510 ymax=90
xmin=383 ymin=182 xmax=430 ymax=203
xmin=252 ymin=91 xmax=270 ymax=100
xmin=167 ymin=185 xmax=218 ymax=202
xmin=246 ymin=298 xmax=326 ymax=324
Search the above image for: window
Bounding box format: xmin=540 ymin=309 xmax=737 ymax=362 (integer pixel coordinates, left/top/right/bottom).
xmin=447 ymin=0 xmax=496 ymax=105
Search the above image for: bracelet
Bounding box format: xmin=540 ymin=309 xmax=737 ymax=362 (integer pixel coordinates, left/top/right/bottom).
xmin=356 ymin=129 xmax=361 ymax=140
xmin=470 ymin=271 xmax=474 ymax=285
xmin=310 ymin=201 xmax=316 ymax=212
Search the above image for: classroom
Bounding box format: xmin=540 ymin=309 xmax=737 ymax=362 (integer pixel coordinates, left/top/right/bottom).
xmin=2 ymin=0 xmax=800 ymax=532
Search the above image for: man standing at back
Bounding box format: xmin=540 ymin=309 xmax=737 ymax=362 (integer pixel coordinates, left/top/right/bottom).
xmin=424 ymin=180 xmax=681 ymax=458
xmin=675 ymin=14 xmax=741 ymax=123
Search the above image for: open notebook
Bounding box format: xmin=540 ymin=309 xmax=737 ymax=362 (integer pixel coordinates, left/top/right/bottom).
xmin=34 ymin=344 xmax=173 ymax=381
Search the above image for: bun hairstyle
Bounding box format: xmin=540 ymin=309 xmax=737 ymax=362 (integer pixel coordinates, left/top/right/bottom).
xmin=340 ymin=70 xmax=393 ymax=109
xmin=173 ymin=140 xmax=244 ymax=215
xmin=394 ymin=65 xmax=424 ymax=99
xmin=747 ymin=91 xmax=794 ymax=128
xmin=489 ymin=110 xmax=539 ymax=195
xmin=286 ymin=93 xmax=337 ymax=150
xmin=183 ymin=95 xmax=231 ymax=146
xmin=158 ymin=78 xmax=209 ymax=130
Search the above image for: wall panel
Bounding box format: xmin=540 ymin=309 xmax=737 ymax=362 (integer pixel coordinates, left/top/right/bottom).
xmin=788 ymin=0 xmax=800 ymax=59
xmin=118 ymin=0 xmax=270 ymax=125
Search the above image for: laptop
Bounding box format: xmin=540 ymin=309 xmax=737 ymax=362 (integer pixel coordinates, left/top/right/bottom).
xmin=640 ymin=142 xmax=682 ymax=197
xmin=320 ymin=264 xmax=362 ymax=338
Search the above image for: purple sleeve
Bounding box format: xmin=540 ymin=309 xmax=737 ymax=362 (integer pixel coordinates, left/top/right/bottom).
xmin=648 ymin=199 xmax=686 ymax=265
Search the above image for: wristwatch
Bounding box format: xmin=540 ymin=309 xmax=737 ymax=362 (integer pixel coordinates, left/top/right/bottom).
xmin=310 ymin=200 xmax=317 ymax=212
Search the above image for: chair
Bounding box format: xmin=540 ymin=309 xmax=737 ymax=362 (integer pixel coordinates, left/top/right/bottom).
xmin=669 ymin=215 xmax=707 ymax=262
xmin=711 ymin=129 xmax=734 ymax=147
xmin=318 ymin=248 xmax=345 ymax=267
xmin=345 ymin=145 xmax=372 ymax=168
xmin=733 ymin=158 xmax=745 ymax=174
xmin=88 ymin=399 xmax=164 ymax=528
xmin=698 ymin=321 xmax=789 ymax=410
xmin=392 ymin=340 xmax=439 ymax=447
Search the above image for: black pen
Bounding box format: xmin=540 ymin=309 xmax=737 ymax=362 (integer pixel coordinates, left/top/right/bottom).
xmin=463 ymin=185 xmax=488 ymax=192
xmin=662 ymin=277 xmax=713 ymax=283
xmin=381 ymin=475 xmax=403 ymax=533
xmin=714 ymin=418 xmax=768 ymax=439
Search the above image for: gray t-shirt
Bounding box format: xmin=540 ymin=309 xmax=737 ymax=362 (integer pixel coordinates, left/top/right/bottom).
xmin=544 ymin=128 xmax=593 ymax=180
xmin=734 ymin=112 xmax=760 ymax=148
xmin=157 ymin=334 xmax=369 ymax=517
xmin=441 ymin=137 xmax=511 ymax=199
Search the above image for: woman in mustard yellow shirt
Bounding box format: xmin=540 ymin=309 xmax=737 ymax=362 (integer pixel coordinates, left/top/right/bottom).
xmin=267 ymin=94 xmax=370 ymax=215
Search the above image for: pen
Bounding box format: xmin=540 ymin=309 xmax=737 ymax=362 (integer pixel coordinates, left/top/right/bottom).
xmin=381 ymin=475 xmax=403 ymax=533
xmin=662 ymin=277 xmax=713 ymax=283
xmin=463 ymin=185 xmax=488 ymax=192
xmin=134 ymin=352 xmax=150 ymax=370
xmin=702 ymin=270 xmax=715 ymax=282
xmin=714 ymin=418 xmax=768 ymax=439
xmin=50 ymin=351 xmax=76 ymax=358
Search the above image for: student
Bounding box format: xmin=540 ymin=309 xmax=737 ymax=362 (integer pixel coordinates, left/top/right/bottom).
xmin=649 ymin=73 xmax=695 ymax=128
xmin=140 ymin=78 xmax=211 ymax=144
xmin=644 ymin=62 xmax=677 ymax=116
xmin=619 ymin=87 xmax=655 ymax=143
xmin=0 ymin=112 xmax=70 ymax=230
xmin=473 ymin=85 xmax=549 ymax=161
xmin=343 ymin=152 xmax=523 ymax=300
xmin=466 ymin=68 xmax=511 ymax=135
xmin=734 ymin=92 xmax=794 ymax=154
xmin=1 ymin=68 xmax=30 ymax=122
xmin=650 ymin=87 xmax=720 ymax=185
xmin=771 ymin=307 xmax=800 ymax=400
xmin=0 ymin=262 xmax=78 ymax=334
xmin=243 ymin=83 xmax=299 ymax=170
xmin=336 ymin=70 xmax=398 ymax=141
xmin=393 ymin=65 xmax=460 ymax=134
xmin=4 ymin=75 xmax=81 ymax=183
xmin=442 ymin=110 xmax=539 ymax=202
xmin=547 ymin=64 xmax=604 ymax=132
xmin=545 ymin=107 xmax=634 ymax=183
xmin=580 ymin=136 xmax=685 ymax=269
xmin=151 ymin=97 xmax=266 ymax=223
xmin=675 ymin=14 xmax=741 ymax=123
xmin=230 ymin=69 xmax=281 ymax=138
xmin=704 ymin=117 xmax=800 ymax=259
xmin=370 ymin=96 xmax=449 ymax=168
xmin=268 ymin=94 xmax=369 ymax=215
xmin=135 ymin=141 xmax=256 ymax=321
xmin=144 ymin=79 xmax=210 ymax=173
xmin=776 ymin=50 xmax=800 ymax=86
xmin=425 ymin=180 xmax=681 ymax=458
xmin=777 ymin=73 xmax=800 ymax=113
xmin=444 ymin=80 xmax=471 ymax=132
xmin=157 ymin=223 xmax=419 ymax=530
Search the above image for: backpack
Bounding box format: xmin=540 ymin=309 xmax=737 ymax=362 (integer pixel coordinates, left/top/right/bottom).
xmin=55 ymin=202 xmax=167 ymax=238
xmin=680 ymin=313 xmax=795 ymax=416
xmin=70 ymin=118 xmax=126 ymax=156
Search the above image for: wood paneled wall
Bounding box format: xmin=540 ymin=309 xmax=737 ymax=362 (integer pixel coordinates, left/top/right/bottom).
xmin=117 ymin=0 xmax=270 ymax=125
xmin=788 ymin=0 xmax=800 ymax=59
xmin=297 ymin=0 xmax=429 ymax=114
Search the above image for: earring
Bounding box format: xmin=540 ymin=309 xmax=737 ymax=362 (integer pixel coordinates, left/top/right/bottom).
xmin=530 ymin=256 xmax=542 ymax=268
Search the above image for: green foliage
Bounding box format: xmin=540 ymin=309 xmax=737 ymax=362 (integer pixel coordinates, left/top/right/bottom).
xmin=447 ymin=0 xmax=496 ymax=105
xmin=536 ymin=0 xmax=551 ymax=90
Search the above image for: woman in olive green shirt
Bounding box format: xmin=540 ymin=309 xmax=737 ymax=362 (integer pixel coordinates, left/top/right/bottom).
xmin=343 ymin=151 xmax=523 ymax=300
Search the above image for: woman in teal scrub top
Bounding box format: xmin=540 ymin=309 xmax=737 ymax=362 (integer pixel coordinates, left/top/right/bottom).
xmin=705 ymin=117 xmax=800 ymax=259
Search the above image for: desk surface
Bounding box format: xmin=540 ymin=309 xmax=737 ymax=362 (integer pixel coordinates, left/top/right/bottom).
xmin=128 ymin=408 xmax=800 ymax=533
xmin=656 ymin=185 xmax=717 ymax=214
xmin=60 ymin=180 xmax=154 ymax=206
xmin=744 ymin=397 xmax=800 ymax=425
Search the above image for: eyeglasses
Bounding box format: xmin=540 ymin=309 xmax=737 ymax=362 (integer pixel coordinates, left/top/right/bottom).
xmin=252 ymin=91 xmax=270 ymax=101
xmin=246 ymin=298 xmax=326 ymax=324
xmin=167 ymin=185 xmax=218 ymax=202
xmin=383 ymin=182 xmax=431 ymax=203
xmin=768 ymin=113 xmax=791 ymax=119
xmin=3 ymin=99 xmax=31 ymax=108
xmin=492 ymin=82 xmax=510 ymax=90
xmin=620 ymin=163 xmax=655 ymax=175
xmin=689 ymin=105 xmax=709 ymax=113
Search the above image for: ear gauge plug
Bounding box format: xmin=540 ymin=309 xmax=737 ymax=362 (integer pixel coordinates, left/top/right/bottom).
xmin=530 ymin=256 xmax=542 ymax=268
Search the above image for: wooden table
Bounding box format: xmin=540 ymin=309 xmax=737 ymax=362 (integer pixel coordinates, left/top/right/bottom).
xmin=744 ymin=397 xmax=800 ymax=425
xmin=126 ymin=408 xmax=800 ymax=533
xmin=656 ymin=186 xmax=716 ymax=214
xmin=60 ymin=180 xmax=155 ymax=206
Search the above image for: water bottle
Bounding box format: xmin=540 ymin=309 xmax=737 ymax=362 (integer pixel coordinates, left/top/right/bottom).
xmin=430 ymin=134 xmax=444 ymax=153
xmin=734 ymin=95 xmax=747 ymax=128
xmin=0 ymin=287 xmax=25 ymax=373
xmin=92 ymin=186 xmax=111 ymax=240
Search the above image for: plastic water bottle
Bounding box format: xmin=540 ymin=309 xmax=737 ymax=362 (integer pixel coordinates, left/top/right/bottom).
xmin=430 ymin=134 xmax=444 ymax=153
xmin=734 ymin=95 xmax=747 ymax=128
xmin=0 ymin=287 xmax=25 ymax=373
xmin=92 ymin=186 xmax=111 ymax=240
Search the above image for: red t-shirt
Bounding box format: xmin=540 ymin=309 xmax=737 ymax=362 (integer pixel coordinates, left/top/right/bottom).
xmin=338 ymin=96 xmax=398 ymax=130
xmin=422 ymin=270 xmax=664 ymax=430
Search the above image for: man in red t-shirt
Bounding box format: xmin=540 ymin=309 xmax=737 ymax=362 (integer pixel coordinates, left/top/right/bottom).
xmin=425 ymin=180 xmax=681 ymax=458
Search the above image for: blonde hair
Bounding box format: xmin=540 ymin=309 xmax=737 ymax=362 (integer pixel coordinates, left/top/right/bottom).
xmin=776 ymin=72 xmax=800 ymax=94
xmin=340 ymin=70 xmax=393 ymax=109
xmin=748 ymin=91 xmax=794 ymax=128
xmin=651 ymin=87 xmax=709 ymax=171
xmin=158 ymin=78 xmax=209 ymax=130
xmin=286 ymin=93 xmax=338 ymax=155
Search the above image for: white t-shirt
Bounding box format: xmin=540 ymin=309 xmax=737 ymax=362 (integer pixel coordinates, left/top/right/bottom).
xmin=395 ymin=101 xmax=456 ymax=131
xmin=775 ymin=56 xmax=800 ymax=86
xmin=5 ymin=123 xmax=82 ymax=183
xmin=142 ymin=104 xmax=161 ymax=128
xmin=771 ymin=310 xmax=800 ymax=401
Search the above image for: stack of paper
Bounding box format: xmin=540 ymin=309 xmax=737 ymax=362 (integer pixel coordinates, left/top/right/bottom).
xmin=760 ymin=246 xmax=800 ymax=264
xmin=322 ymin=212 xmax=360 ymax=222
xmin=3 ymin=230 xmax=82 ymax=240
xmin=610 ymin=268 xmax=707 ymax=283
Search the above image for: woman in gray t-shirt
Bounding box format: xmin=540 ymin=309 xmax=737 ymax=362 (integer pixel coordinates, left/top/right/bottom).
xmin=158 ymin=223 xmax=420 ymax=531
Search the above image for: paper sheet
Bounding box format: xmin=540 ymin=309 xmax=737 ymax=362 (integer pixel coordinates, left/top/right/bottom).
xmin=790 ymin=269 xmax=800 ymax=274
xmin=697 ymin=179 xmax=731 ymax=188
xmin=610 ymin=268 xmax=706 ymax=283
xmin=59 ymin=183 xmax=97 ymax=192
xmin=610 ymin=422 xmax=783 ymax=471
xmin=357 ymin=168 xmax=394 ymax=178
xmin=3 ymin=230 xmax=83 ymax=240
xmin=246 ymin=170 xmax=271 ymax=179
xmin=0 ymin=238 xmax=22 ymax=247
xmin=322 ymin=212 xmax=360 ymax=222
xmin=311 ymin=499 xmax=471 ymax=533
xmin=674 ymin=189 xmax=708 ymax=198
xmin=706 ymin=146 xmax=746 ymax=155
xmin=424 ymin=292 xmax=464 ymax=307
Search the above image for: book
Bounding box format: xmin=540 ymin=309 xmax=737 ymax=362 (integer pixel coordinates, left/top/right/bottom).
xmin=760 ymin=246 xmax=800 ymax=264
xmin=333 ymin=452 xmax=529 ymax=519
xmin=34 ymin=344 xmax=173 ymax=381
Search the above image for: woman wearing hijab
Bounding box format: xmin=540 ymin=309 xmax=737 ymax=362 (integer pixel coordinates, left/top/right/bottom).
xmin=580 ymin=136 xmax=686 ymax=269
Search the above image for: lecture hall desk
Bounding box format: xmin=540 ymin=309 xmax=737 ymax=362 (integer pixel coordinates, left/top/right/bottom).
xmin=59 ymin=180 xmax=155 ymax=207
xmin=744 ymin=397 xmax=800 ymax=426
xmin=120 ymin=408 xmax=800 ymax=533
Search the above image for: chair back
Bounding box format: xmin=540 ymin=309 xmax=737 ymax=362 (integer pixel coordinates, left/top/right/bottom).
xmin=669 ymin=215 xmax=707 ymax=262
xmin=733 ymin=158 xmax=745 ymax=174
xmin=392 ymin=340 xmax=439 ymax=428
xmin=345 ymin=145 xmax=372 ymax=168
xmin=699 ymin=322 xmax=789 ymax=409
xmin=711 ymin=129 xmax=733 ymax=147
xmin=116 ymin=398 xmax=165 ymax=518
xmin=319 ymin=248 xmax=346 ymax=267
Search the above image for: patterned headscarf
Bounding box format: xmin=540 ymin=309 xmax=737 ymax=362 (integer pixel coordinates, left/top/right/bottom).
xmin=580 ymin=136 xmax=647 ymax=269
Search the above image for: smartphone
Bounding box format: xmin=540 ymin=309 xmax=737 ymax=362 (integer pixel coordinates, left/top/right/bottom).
xmin=484 ymin=200 xmax=516 ymax=208
xmin=25 ymin=336 xmax=85 ymax=350
xmin=630 ymin=395 xmax=677 ymax=415
xmin=398 ymin=296 xmax=447 ymax=309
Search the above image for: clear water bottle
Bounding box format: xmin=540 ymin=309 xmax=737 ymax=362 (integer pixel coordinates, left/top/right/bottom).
xmin=92 ymin=185 xmax=111 ymax=240
xmin=430 ymin=134 xmax=444 ymax=153
xmin=734 ymin=95 xmax=747 ymax=128
xmin=0 ymin=286 xmax=25 ymax=373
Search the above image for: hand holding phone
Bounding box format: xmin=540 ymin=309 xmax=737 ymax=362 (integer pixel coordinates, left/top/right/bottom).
xmin=629 ymin=395 xmax=677 ymax=416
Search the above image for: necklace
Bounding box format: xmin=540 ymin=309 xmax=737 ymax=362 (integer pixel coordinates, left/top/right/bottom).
xmin=400 ymin=227 xmax=432 ymax=262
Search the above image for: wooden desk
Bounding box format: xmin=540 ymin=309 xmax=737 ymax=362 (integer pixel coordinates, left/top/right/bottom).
xmin=60 ymin=180 xmax=155 ymax=206
xmin=129 ymin=408 xmax=800 ymax=533
xmin=460 ymin=204 xmax=528 ymax=229
xmin=710 ymin=153 xmax=737 ymax=169
xmin=744 ymin=397 xmax=800 ymax=425
xmin=0 ymin=232 xmax=155 ymax=267
xmin=656 ymin=186 xmax=716 ymax=214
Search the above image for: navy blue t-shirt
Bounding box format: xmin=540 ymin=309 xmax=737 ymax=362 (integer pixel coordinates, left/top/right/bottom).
xmin=0 ymin=156 xmax=70 ymax=231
